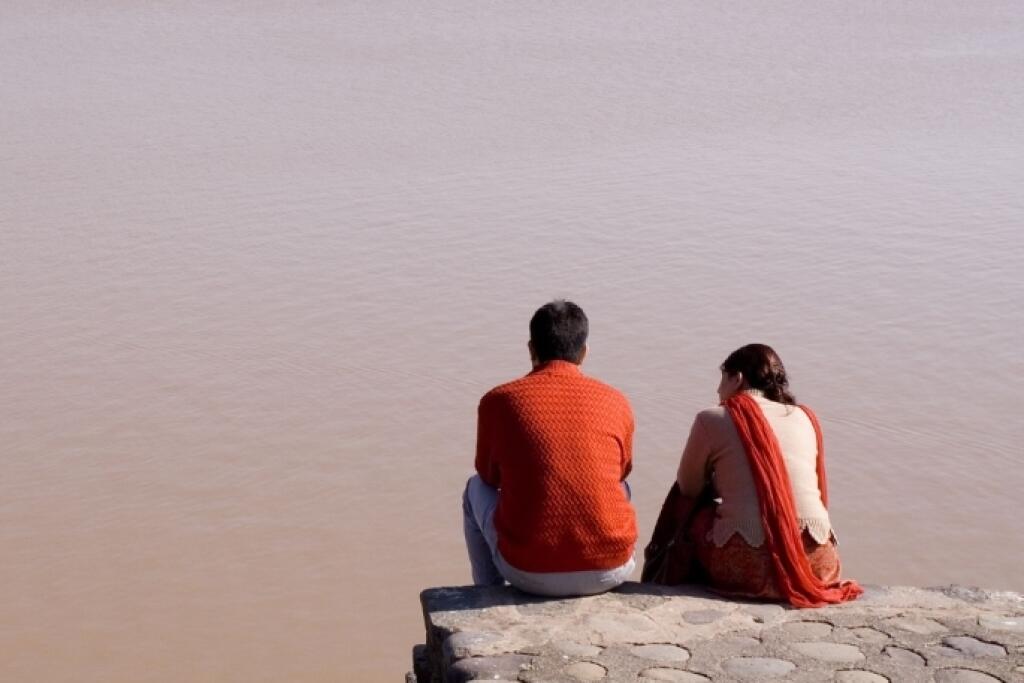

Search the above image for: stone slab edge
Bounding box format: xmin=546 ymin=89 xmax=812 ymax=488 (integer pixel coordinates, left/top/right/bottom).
xmin=409 ymin=583 xmax=1024 ymax=682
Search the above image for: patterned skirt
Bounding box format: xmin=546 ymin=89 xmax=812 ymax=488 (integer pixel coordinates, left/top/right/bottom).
xmin=689 ymin=505 xmax=842 ymax=601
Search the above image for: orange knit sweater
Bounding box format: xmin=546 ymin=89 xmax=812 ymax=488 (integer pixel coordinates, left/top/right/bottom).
xmin=475 ymin=361 xmax=637 ymax=573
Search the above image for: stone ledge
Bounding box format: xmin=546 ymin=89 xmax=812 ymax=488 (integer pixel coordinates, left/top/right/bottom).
xmin=409 ymin=583 xmax=1024 ymax=682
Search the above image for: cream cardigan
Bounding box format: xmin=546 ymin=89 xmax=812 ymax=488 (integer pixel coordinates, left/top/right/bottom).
xmin=676 ymin=390 xmax=833 ymax=548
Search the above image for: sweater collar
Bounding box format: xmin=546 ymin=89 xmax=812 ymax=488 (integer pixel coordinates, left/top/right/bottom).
xmin=529 ymin=360 xmax=583 ymax=377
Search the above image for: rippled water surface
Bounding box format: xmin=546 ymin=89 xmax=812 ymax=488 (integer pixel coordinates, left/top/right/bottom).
xmin=2 ymin=2 xmax=1023 ymax=681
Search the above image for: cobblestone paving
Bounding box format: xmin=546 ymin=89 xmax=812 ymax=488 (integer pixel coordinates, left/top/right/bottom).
xmin=409 ymin=583 xmax=1023 ymax=682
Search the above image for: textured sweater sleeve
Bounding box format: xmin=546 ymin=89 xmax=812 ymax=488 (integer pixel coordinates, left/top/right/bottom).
xmin=677 ymin=412 xmax=712 ymax=496
xmin=620 ymin=403 xmax=634 ymax=480
xmin=475 ymin=393 xmax=501 ymax=487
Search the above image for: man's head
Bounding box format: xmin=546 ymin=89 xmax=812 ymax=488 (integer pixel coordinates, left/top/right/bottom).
xmin=528 ymin=300 xmax=588 ymax=366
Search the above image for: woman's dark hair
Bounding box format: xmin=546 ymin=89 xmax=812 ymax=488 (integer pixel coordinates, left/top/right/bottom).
xmin=529 ymin=299 xmax=588 ymax=363
xmin=720 ymin=343 xmax=797 ymax=405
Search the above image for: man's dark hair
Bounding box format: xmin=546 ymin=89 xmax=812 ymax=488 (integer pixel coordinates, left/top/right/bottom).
xmin=529 ymin=300 xmax=588 ymax=364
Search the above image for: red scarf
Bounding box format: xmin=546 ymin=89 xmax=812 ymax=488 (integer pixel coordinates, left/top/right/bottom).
xmin=725 ymin=393 xmax=863 ymax=607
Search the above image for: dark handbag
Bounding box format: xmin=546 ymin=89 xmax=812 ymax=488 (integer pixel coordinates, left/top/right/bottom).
xmin=641 ymin=483 xmax=711 ymax=585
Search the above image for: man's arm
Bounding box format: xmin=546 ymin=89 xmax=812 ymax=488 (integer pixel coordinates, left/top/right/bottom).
xmin=620 ymin=402 xmax=634 ymax=480
xmin=474 ymin=393 xmax=500 ymax=487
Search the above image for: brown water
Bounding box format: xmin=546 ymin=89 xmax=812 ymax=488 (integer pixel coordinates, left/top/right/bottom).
xmin=2 ymin=2 xmax=1023 ymax=681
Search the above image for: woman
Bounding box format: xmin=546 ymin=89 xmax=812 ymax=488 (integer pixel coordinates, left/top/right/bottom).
xmin=674 ymin=343 xmax=861 ymax=607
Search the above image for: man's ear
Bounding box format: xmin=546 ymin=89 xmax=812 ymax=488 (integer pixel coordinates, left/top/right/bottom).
xmin=528 ymin=340 xmax=538 ymax=366
xmin=578 ymin=344 xmax=588 ymax=364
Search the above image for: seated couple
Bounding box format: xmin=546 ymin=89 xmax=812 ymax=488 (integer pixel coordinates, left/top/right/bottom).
xmin=462 ymin=299 xmax=862 ymax=607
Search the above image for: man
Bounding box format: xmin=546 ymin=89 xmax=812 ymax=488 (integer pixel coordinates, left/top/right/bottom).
xmin=462 ymin=300 xmax=637 ymax=596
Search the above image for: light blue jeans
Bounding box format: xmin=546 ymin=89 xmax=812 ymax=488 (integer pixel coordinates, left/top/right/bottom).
xmin=462 ymin=474 xmax=635 ymax=597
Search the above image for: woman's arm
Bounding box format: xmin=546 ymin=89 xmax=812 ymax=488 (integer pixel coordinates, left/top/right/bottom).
xmin=676 ymin=412 xmax=712 ymax=496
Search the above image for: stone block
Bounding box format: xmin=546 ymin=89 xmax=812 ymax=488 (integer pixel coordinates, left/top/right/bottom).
xmin=942 ymin=636 xmax=1007 ymax=658
xmin=416 ymin=583 xmax=1023 ymax=683
xmin=721 ymin=656 xmax=796 ymax=679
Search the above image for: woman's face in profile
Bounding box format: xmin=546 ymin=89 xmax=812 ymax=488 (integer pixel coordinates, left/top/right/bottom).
xmin=717 ymin=370 xmax=743 ymax=403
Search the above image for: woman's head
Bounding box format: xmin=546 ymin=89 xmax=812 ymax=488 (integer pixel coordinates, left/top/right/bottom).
xmin=718 ymin=343 xmax=797 ymax=405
